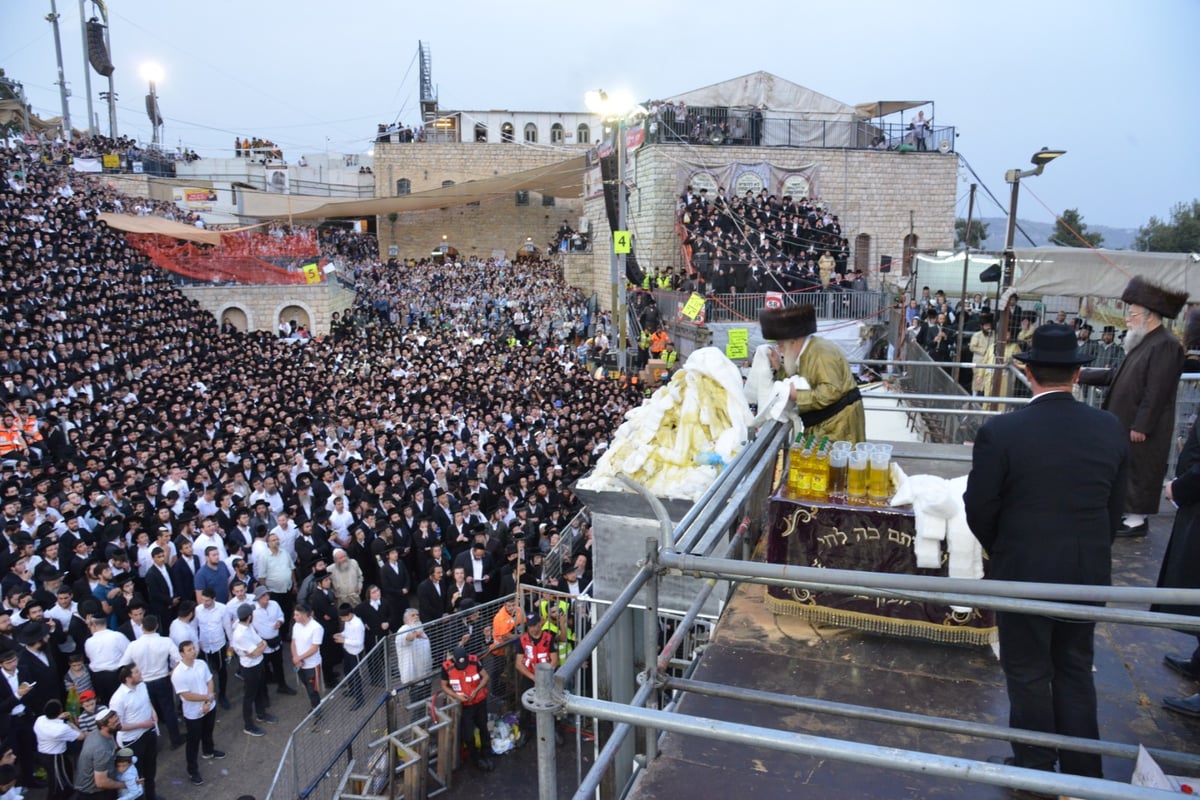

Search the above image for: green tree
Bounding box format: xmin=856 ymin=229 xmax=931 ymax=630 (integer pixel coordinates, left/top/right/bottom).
xmin=1049 ymin=208 xmax=1103 ymax=248
xmin=954 ymin=218 xmax=989 ymax=249
xmin=1135 ymin=199 xmax=1200 ymax=253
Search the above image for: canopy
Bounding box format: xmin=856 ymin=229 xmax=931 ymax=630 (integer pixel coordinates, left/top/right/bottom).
xmin=853 ymin=101 xmax=931 ymax=120
xmin=240 ymin=155 xmax=588 ymax=220
xmin=664 ymin=71 xmax=859 ymax=118
xmin=99 ymin=212 xmax=227 ymax=245
xmin=1010 ymin=247 xmax=1200 ymax=302
xmin=0 ymin=99 xmax=63 ymax=135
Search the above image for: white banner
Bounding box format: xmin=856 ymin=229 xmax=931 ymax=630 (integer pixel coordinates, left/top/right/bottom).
xmin=71 ymin=157 xmax=102 ymax=173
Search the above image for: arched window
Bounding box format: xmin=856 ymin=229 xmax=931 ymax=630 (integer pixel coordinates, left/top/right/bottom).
xmin=550 ymin=123 xmax=564 ymax=144
xmin=524 ymin=123 xmax=538 ymax=143
xmin=577 ymin=124 xmax=590 ymax=144
xmin=396 ymin=178 xmax=411 ymax=196
xmin=474 ymin=123 xmax=488 ymax=143
xmin=854 ymin=233 xmax=871 ymax=274
xmin=442 ymin=180 xmax=455 ymax=188
xmin=500 ymin=123 xmax=514 ymax=143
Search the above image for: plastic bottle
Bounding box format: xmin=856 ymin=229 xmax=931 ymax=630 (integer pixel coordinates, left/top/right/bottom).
xmin=811 ymin=439 xmax=830 ymax=500
xmin=787 ymin=434 xmax=805 ymax=496
xmin=66 ymin=685 xmax=80 ymax=721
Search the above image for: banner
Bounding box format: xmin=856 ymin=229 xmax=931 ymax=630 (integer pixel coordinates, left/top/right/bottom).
xmin=680 ymin=292 xmax=705 ymax=320
xmin=265 ymin=164 xmax=289 ymax=194
xmin=677 ymin=160 xmax=820 ymax=202
xmin=101 ymin=154 xmax=121 ymax=169
xmin=71 ymin=158 xmax=102 ymax=173
xmin=173 ymin=187 xmax=218 ymax=211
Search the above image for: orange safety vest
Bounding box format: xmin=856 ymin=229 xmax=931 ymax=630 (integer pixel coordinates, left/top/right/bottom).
xmin=442 ymin=655 xmax=487 ymax=705
xmin=0 ymin=427 xmax=23 ymax=456
xmin=19 ymin=417 xmax=41 ymax=442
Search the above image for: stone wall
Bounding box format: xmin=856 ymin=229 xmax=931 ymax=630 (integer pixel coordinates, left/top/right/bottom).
xmin=583 ymin=144 xmax=958 ymax=309
xmin=371 ymin=143 xmax=584 ymax=261
xmin=180 ymin=281 xmax=355 ymax=335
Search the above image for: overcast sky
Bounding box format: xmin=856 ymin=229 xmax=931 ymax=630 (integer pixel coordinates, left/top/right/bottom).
xmin=3 ymin=0 xmax=1196 ymax=231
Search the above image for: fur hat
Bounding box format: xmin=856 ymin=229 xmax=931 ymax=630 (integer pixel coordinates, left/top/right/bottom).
xmin=1121 ymin=276 xmax=1188 ymax=319
xmin=978 ymin=312 xmax=995 ymax=327
xmin=1185 ymin=308 xmax=1200 ymax=352
xmin=760 ymin=304 xmax=817 ymax=340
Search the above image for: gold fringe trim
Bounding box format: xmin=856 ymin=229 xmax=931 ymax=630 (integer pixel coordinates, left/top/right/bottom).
xmin=764 ymin=593 xmax=997 ymax=647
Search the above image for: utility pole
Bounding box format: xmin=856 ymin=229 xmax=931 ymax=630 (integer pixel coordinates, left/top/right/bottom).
xmin=47 ymin=0 xmax=73 ymax=141
xmin=77 ymin=0 xmax=96 ymax=136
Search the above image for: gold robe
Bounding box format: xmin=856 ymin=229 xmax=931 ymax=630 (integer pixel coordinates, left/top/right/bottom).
xmin=778 ymin=336 xmax=866 ymax=443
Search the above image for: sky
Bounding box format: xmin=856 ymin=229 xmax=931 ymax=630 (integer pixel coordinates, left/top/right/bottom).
xmin=2 ymin=0 xmax=1196 ymax=231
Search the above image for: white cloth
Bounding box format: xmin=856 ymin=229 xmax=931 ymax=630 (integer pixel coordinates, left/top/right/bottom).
xmin=194 ymin=602 xmax=231 ymax=654
xmin=340 ymin=615 xmax=365 ymax=656
xmin=230 ymin=622 xmax=265 ymax=668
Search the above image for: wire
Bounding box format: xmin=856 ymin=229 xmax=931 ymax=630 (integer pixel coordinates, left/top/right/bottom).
xmin=1022 ymin=184 xmax=1132 ymax=280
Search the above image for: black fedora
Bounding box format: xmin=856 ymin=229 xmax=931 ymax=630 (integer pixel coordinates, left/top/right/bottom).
xmin=1012 ymin=323 xmax=1094 ymax=366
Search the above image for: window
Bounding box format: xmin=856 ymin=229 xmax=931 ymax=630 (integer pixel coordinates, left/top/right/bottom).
xmin=501 ymin=123 xmax=514 ymax=143
xmin=515 ymin=191 xmax=530 ymax=206
xmin=474 ymin=123 xmax=488 ymax=143
xmin=902 ymin=233 xmax=919 ymax=275
xmin=854 ymin=233 xmax=871 ymax=274
xmin=577 ymin=124 xmax=590 ymax=144
xmin=542 ymin=194 xmax=555 ymax=207
xmin=550 ymin=123 xmax=564 ymax=144
xmin=442 ymin=180 xmax=455 ymax=188
xmin=523 ymin=123 xmax=538 ymax=143
xmin=396 ymin=178 xmax=411 ymax=196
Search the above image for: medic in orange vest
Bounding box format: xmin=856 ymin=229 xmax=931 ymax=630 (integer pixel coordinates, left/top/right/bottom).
xmin=440 ymin=646 xmax=495 ymax=771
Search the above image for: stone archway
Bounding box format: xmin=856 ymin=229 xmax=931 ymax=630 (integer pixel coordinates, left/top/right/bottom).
xmin=277 ymin=303 xmax=312 ymax=336
xmin=219 ymin=305 xmax=249 ymax=332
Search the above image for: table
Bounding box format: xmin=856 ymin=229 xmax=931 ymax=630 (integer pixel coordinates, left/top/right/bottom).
xmin=765 ymin=490 xmax=996 ymax=646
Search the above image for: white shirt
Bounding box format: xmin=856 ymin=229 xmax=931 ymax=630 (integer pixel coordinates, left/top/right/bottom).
xmin=171 ymin=659 xmax=213 ymax=721
xmin=194 ymin=602 xmax=231 ymax=654
xmin=169 ymin=617 xmax=199 ymax=650
xmin=292 ymin=618 xmax=323 ymax=668
xmin=257 ymin=549 xmax=294 ymax=593
xmin=35 ymin=714 xmax=79 ymax=754
xmin=45 ymin=602 xmax=77 ymax=652
xmin=121 ymin=632 xmax=180 ymax=682
xmin=2 ymin=667 xmax=24 ymax=716
xmin=470 ymin=556 xmax=485 ymax=584
xmin=269 ymin=522 xmax=298 ymax=560
xmin=230 ymin=621 xmax=264 ymax=667
xmin=340 ymin=614 xmax=365 ymax=656
xmin=249 ymin=599 xmax=285 ymax=652
xmin=110 ymin=681 xmax=156 ymax=745
xmin=193 ymin=532 xmax=228 ymax=563
xmin=84 ymin=628 xmax=129 ymax=671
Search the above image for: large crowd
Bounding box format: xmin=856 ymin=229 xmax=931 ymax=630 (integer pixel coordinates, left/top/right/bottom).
xmin=675 ymin=185 xmax=861 ymax=296
xmin=0 ymin=137 xmax=639 ymax=797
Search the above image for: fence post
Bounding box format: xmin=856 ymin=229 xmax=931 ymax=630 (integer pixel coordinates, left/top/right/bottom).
xmin=643 ymin=537 xmax=660 ymax=764
xmin=533 ymin=662 xmax=559 ymax=800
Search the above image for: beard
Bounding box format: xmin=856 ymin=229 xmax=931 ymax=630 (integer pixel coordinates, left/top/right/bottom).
xmin=1124 ymin=323 xmax=1146 ymax=354
xmin=782 ymin=343 xmax=801 ymax=375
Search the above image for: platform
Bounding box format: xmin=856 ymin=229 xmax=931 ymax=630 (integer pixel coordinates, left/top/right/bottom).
xmin=629 ymin=500 xmax=1200 ymax=799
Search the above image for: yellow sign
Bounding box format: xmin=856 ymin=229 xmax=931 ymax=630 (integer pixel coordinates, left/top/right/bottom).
xmin=101 ymin=154 xmax=121 ymax=169
xmin=613 ymin=230 xmax=631 ymax=254
xmin=680 ymin=293 xmax=706 ymax=320
xmin=726 ymin=328 xmax=749 ymax=360
xmin=301 ymin=263 xmax=321 ymax=284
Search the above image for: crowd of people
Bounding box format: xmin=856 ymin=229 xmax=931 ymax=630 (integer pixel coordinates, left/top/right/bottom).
xmin=675 ymin=185 xmax=859 ymax=297
xmin=233 ymin=138 xmax=282 ymax=161
xmin=0 ymin=136 xmax=639 ymax=797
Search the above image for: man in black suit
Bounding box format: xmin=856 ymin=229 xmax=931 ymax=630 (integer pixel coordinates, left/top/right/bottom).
xmin=144 ymin=545 xmax=176 ymax=624
xmin=169 ymin=537 xmax=199 ymax=606
xmin=416 ymin=564 xmax=448 ymax=623
xmin=964 ymin=324 xmax=1127 ymax=779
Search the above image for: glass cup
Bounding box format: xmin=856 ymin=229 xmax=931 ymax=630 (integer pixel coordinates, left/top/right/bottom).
xmin=828 ymin=449 xmax=849 ymax=503
xmin=868 ymin=450 xmax=892 ymax=506
xmin=847 ymin=451 xmax=869 ymax=505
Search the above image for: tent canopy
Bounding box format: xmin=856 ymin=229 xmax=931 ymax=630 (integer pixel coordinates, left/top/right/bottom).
xmin=662 ymin=71 xmax=860 ymax=119
xmin=240 ymin=155 xmax=587 ymax=220
xmin=1010 ymin=247 xmax=1200 ymax=302
xmin=853 ymin=100 xmax=931 ymax=120
xmin=99 ymin=212 xmax=228 ymax=245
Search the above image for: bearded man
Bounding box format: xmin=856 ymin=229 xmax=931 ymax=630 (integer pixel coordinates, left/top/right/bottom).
xmin=1079 ymin=276 xmax=1187 ymax=536
xmin=759 ymin=303 xmax=866 ymax=443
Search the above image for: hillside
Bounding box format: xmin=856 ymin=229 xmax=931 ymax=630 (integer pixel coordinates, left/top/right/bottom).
xmin=976 ymin=217 xmax=1138 ymax=251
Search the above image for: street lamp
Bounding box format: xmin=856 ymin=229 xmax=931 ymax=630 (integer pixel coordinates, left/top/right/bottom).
xmin=584 ymin=88 xmax=641 ymax=374
xmin=140 ymin=62 xmax=164 ymax=148
xmin=994 ymin=147 xmax=1065 ymax=383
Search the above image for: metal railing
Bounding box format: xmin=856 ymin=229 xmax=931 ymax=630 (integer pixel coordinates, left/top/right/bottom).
xmin=640 ymin=287 xmax=889 ymax=326
xmin=648 ymin=109 xmax=955 ymax=153
xmin=529 ymin=418 xmax=1200 ymax=800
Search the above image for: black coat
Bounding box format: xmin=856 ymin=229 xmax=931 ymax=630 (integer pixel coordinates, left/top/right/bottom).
xmin=144 ymin=565 xmax=175 ymax=624
xmin=416 ymin=577 xmax=449 ymax=623
xmin=1155 ymin=422 xmax=1200 ymax=616
xmin=964 ymin=391 xmax=1127 ymax=585
xmin=18 ymin=646 xmax=61 ymax=718
xmin=169 ymin=555 xmax=199 ymax=603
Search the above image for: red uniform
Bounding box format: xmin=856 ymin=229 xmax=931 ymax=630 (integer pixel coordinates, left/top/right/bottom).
xmin=441 ymin=654 xmax=488 ymax=706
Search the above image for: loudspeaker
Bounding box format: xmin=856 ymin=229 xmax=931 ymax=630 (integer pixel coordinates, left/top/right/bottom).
xmin=937 ymin=140 xmax=952 ymax=154
xmin=979 ymin=264 xmax=1001 ymax=283
xmin=86 ymin=21 xmax=114 ymax=77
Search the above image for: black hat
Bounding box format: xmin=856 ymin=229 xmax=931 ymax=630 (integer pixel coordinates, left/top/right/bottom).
xmin=1121 ymin=276 xmax=1188 ymax=320
xmin=451 ymin=645 xmax=468 ymax=669
xmin=17 ymin=620 xmax=48 ymax=645
xmin=760 ymin=304 xmax=817 ymax=340
xmin=313 ymin=569 xmax=331 ymax=582
xmin=1012 ymin=324 xmax=1094 ymax=366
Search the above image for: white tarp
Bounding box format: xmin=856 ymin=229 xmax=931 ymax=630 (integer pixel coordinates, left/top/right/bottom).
xmin=663 ymin=71 xmax=860 ymax=147
xmin=913 ymin=251 xmax=1005 ymax=299
xmin=1010 ymin=247 xmax=1199 ymax=301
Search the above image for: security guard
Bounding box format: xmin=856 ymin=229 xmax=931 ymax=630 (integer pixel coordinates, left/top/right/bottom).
xmin=441 ymin=646 xmax=495 ymax=771
xmin=515 ymin=614 xmax=561 ymax=745
xmin=540 ymin=599 xmax=575 ymax=662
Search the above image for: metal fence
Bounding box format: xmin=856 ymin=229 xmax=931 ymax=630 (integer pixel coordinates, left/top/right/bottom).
xmin=641 ymin=288 xmax=888 ymax=326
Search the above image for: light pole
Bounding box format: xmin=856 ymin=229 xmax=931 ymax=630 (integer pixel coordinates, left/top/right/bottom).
xmin=994 ymin=147 xmax=1065 ymax=383
xmin=140 ymin=62 xmax=164 ymax=148
xmin=46 ymin=0 xmax=73 ymax=141
xmin=585 ymin=89 xmax=638 ymax=374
